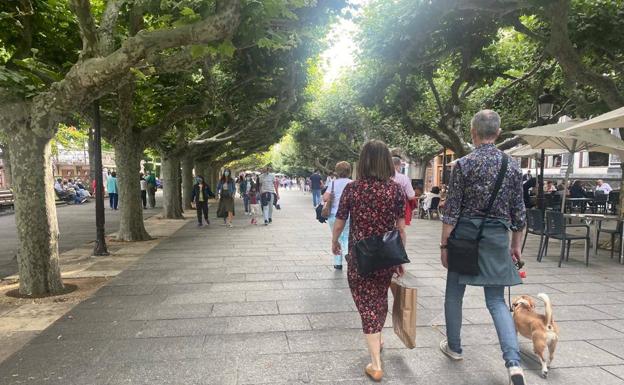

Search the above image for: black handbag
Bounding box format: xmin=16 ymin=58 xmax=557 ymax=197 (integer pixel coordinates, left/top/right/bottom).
xmin=447 ymin=155 xmax=508 ymax=276
xmin=354 ymin=229 xmax=410 ymax=276
xmin=315 ymin=203 xmax=327 ymax=223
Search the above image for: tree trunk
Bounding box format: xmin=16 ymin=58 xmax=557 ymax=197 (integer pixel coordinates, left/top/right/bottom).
xmin=161 ymin=152 xmax=183 ymax=219
xmin=8 ymin=134 xmax=64 ymax=296
xmin=1 ymin=144 xmax=12 ymax=188
xmin=88 ymin=124 xmax=96 ymax=188
xmin=113 ymin=131 xmax=151 ymax=241
xmin=182 ymin=155 xmax=194 ymax=210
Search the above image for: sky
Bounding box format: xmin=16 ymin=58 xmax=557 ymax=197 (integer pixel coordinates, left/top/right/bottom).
xmin=320 ymin=0 xmax=369 ymax=86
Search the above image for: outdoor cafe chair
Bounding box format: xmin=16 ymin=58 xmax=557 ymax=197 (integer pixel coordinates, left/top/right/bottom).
xmin=592 ymin=191 xmax=608 ymax=214
xmin=542 ymin=211 xmax=590 ymax=267
xmin=609 ymin=191 xmax=619 ymax=214
xmin=545 ymin=193 xmax=561 ymax=212
xmin=597 ymin=220 xmax=624 ymax=259
xmin=426 ymin=197 xmax=441 ymax=220
xmin=522 ymin=209 xmax=545 ymax=261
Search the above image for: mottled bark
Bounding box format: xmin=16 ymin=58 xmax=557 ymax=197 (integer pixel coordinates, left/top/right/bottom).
xmin=8 ymin=134 xmax=64 ymax=295
xmin=113 ymin=133 xmax=151 ymax=241
xmin=182 ymin=156 xmax=194 ymax=210
xmin=161 ymin=152 xmax=183 ymax=219
xmin=1 ymin=144 xmax=12 ymax=188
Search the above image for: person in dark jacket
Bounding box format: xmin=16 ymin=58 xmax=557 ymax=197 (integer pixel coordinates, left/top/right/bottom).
xmin=191 ymin=176 xmax=215 ymax=226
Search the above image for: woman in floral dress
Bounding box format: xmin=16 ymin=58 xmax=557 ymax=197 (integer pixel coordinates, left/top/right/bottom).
xmin=331 ymin=140 xmax=407 ymax=382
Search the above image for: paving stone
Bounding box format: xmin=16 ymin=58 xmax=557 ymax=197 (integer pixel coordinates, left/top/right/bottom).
xmin=209 ymin=281 xmax=284 ymax=292
xmin=94 ymin=284 xmax=158 ymax=297
xmin=546 ymin=282 xmax=620 ymax=293
xmin=136 ymin=318 xmax=227 ymax=338
xmin=223 ymin=314 xmax=311 ymax=334
xmin=282 ymin=279 xmax=349 ymax=289
xmin=162 ymin=291 xmax=246 ymax=305
xmin=99 ymin=336 xmax=204 ymax=363
xmin=131 ymin=303 xmax=214 ymax=320
xmin=203 ymin=332 xmax=290 ymax=356
xmin=589 ymin=339 xmax=624 ymax=360
xmin=602 ymin=365 xmax=624 ymax=381
xmin=211 ymin=301 xmax=278 ymax=317
xmin=520 ymin=340 xmax=623 ymax=368
xmin=556 ymin=321 xmax=624 ymax=341
xmin=245 ymin=272 xmax=298 ymax=281
xmin=278 ymin=299 xmax=356 ymax=314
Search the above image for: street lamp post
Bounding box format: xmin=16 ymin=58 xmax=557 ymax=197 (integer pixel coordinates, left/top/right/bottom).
xmin=535 ymin=88 xmax=556 ymax=210
xmin=93 ymin=100 xmax=109 ymax=256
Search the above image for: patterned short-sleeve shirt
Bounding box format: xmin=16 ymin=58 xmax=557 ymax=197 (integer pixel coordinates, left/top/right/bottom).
xmin=442 ymin=144 xmax=526 ymax=231
xmin=336 ymin=178 xmax=406 ymax=250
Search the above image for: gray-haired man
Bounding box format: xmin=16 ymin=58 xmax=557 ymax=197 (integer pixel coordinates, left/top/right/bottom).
xmin=439 ymin=110 xmax=527 ymax=385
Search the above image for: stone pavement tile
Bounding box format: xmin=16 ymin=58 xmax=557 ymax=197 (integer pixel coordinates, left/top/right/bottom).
xmin=276 ymin=265 xmax=331 ymax=273
xmin=530 ymin=367 xmax=624 ymax=385
xmin=135 ymin=318 xmax=226 ymax=338
xmin=551 ymin=305 xmax=617 ymax=321
xmin=33 ymin=320 xmax=145 ymax=343
xmin=307 ymin=311 xmax=392 ymax=330
xmin=99 ymin=336 xmax=204 ymax=364
xmin=0 ymin=331 xmax=38 ymax=363
xmin=295 ymin=259 xmax=331 ymax=266
xmin=93 ymin=284 xmax=158 ymax=297
xmin=599 ymin=320 xmax=624 ymax=334
xmin=507 ymin=283 xmax=564 ymax=295
xmin=208 ymin=281 xmax=284 ymax=292
xmin=107 ymin=357 xmax=237 ymax=385
xmin=222 ymin=314 xmax=311 ymax=334
xmin=589 ymin=339 xmax=624 ymax=360
xmin=295 ymin=271 xmax=345 ymax=280
xmin=461 ymin=308 xmax=495 ymax=324
xmin=605 ymin=282 xmax=624 ymax=290
xmin=177 ymin=273 xmax=246 ymax=284
xmin=590 ymin=304 xmax=624 ymax=318
xmin=131 ymin=303 xmax=214 ymax=320
xmin=603 ymin=365 xmax=624 ymax=381
xmin=246 ymin=288 xmax=350 ymax=302
xmin=555 ymin=273 xmax=624 ymax=284
xmin=225 ymin=265 xmax=278 ymax=274
xmin=211 ymin=301 xmax=278 ymax=317
xmin=0 ymin=339 xmax=112 ymax=384
xmin=520 ymin=340 xmax=623 ymax=368
xmin=153 ymin=283 xmax=214 ymax=295
xmin=547 ymin=292 xmax=624 ymax=306
xmin=278 ymin=299 xmax=355 ymax=314
xmin=65 ymin=307 xmax=139 ymax=323
xmin=0 ymin=304 xmax=16 ymax=317
xmin=245 ymin=272 xmax=298 ymax=281
xmin=202 ymin=331 xmax=289 ymax=356
xmin=556 ymin=321 xmax=624 ymax=341
xmin=416 ymin=309 xmax=448 ymax=327
xmin=282 ymin=279 xmax=349 ymax=289
xmin=417 ymin=295 xmax=486 ymax=310
xmin=77 ymin=294 xmax=164 ymax=309
xmin=546 ymin=282 xmax=620 ymax=293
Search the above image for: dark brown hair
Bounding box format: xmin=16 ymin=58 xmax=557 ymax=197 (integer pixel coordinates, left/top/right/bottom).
xmin=335 ymin=161 xmax=352 ymax=178
xmin=357 ymin=140 xmax=394 ymax=180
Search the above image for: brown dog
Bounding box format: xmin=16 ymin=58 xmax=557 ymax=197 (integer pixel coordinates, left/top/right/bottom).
xmin=512 ymin=293 xmax=559 ymax=378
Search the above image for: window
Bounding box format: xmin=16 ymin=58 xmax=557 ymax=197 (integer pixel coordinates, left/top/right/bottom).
xmin=520 ymin=158 xmax=529 ymax=168
xmin=550 ymin=155 xmax=562 ymax=168
xmin=588 ymin=152 xmax=609 ymax=167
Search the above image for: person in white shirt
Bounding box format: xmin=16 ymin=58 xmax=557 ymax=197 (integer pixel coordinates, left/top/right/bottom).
xmin=322 ymin=162 xmax=352 ymax=270
xmin=259 ymin=166 xmax=279 ymax=225
xmin=596 ymin=179 xmax=612 ymax=194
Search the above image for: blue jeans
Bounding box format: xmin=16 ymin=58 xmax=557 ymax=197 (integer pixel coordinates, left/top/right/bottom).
xmin=312 ymin=189 xmax=321 ymax=207
xmin=444 ymin=271 xmax=521 ymax=368
xmin=262 ymin=193 xmax=274 ymax=222
xmin=328 ymin=215 xmax=349 ymax=266
xmin=109 ymin=193 xmax=118 ymax=209
xmin=243 ymin=194 xmax=250 ymax=213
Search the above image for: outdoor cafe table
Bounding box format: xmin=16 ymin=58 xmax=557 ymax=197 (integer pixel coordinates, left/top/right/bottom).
xmin=563 ymin=213 xmax=623 ymax=263
xmin=565 ymin=197 xmax=594 ymax=212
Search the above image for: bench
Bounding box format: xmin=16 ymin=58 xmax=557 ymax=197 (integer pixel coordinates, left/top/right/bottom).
xmin=0 ymin=189 xmax=14 ymax=211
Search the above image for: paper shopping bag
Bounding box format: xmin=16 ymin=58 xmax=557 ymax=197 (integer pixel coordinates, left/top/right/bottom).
xmin=390 ymin=278 xmax=417 ymax=349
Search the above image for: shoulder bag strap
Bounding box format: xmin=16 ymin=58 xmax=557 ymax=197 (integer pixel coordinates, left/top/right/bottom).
xmin=476 ymin=154 xmax=508 ymax=239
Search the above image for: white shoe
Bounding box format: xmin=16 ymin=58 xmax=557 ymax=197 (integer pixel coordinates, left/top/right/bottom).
xmin=439 ymin=339 xmax=463 ymax=361
xmin=508 ymin=366 xmax=526 ymax=385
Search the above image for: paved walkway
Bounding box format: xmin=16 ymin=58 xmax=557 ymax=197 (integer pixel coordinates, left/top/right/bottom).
xmin=2 ymin=191 xmax=624 ymax=384
xmin=0 ymin=193 xmax=163 ymax=278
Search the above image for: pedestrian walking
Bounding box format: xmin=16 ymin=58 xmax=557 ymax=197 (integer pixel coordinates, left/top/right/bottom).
xmin=106 ymin=171 xmax=119 ymax=210
xmin=323 ymin=161 xmax=351 ymax=270
xmin=191 ymin=175 xmax=215 ymax=227
xmin=392 ymin=156 xmax=417 ymax=225
xmin=330 ymin=140 xmax=407 ymax=382
xmin=310 ymin=170 xmax=323 ymax=207
xmin=240 ymin=174 xmax=252 ymax=215
xmin=217 ymin=169 xmax=236 ymax=227
xmin=249 ymin=176 xmax=260 ymax=225
xmin=140 ymin=173 xmax=147 ymax=209
xmin=439 ymin=110 xmax=527 ymax=385
xmin=145 ymin=170 xmax=157 ymax=208
xmin=259 ymin=166 xmax=279 ymax=225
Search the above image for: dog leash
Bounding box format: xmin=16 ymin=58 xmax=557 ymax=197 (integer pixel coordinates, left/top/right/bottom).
xmin=507 ymin=286 xmax=513 ymax=312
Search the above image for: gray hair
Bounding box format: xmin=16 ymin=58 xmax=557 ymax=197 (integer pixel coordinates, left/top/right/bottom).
xmin=471 ymin=110 xmax=501 ymax=139
xmin=392 ymin=156 xmax=402 ymax=166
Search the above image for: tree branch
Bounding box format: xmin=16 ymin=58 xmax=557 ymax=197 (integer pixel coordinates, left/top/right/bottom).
xmin=97 ymin=0 xmax=127 ymax=55
xmin=488 ymin=56 xmax=544 ymax=103
xmin=69 ymin=0 xmax=99 ymax=58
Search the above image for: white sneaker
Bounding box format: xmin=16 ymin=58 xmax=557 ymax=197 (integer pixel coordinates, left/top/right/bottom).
xmin=508 ymin=366 xmax=526 ymax=385
xmin=439 ymin=339 xmax=463 ymax=361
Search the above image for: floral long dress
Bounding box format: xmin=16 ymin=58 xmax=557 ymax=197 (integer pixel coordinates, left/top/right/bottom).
xmin=336 ymin=178 xmax=405 ymax=334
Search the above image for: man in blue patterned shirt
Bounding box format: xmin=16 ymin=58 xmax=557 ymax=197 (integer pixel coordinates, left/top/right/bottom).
xmin=439 ymin=110 xmax=527 ymax=385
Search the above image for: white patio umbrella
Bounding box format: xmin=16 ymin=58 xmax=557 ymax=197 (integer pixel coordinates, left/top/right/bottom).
xmin=505 ymin=145 xmax=566 ymax=183
xmin=512 ymin=120 xmax=624 ymax=211
xmin=561 ymin=106 xmax=624 ymax=132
